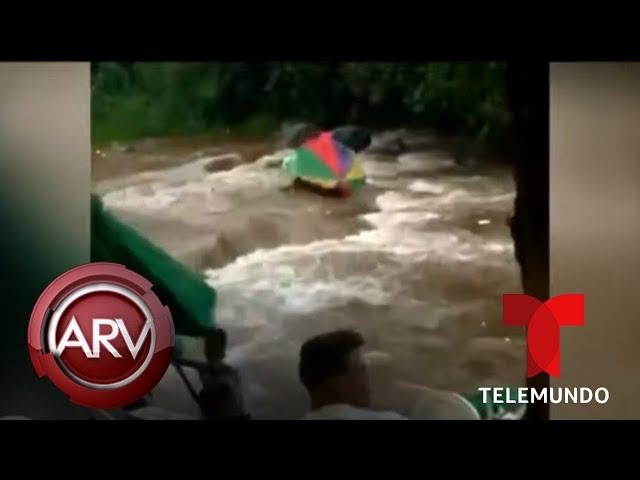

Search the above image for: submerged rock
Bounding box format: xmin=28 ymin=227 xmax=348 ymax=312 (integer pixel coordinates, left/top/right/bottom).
xmin=367 ymin=130 xmax=409 ymax=155
xmin=203 ymin=153 xmax=243 ymax=172
xmin=186 ymin=147 xmax=225 ymax=161
xmin=367 ymin=129 xmax=442 ymax=155
xmin=397 ymin=151 xmax=457 ymax=173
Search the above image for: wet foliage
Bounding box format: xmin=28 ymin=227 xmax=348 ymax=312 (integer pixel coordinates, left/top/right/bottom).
xmin=92 ymin=62 xmax=510 ymax=149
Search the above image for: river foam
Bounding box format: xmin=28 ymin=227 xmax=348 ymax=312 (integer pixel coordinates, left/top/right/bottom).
xmin=97 ymin=140 xmax=524 ymax=418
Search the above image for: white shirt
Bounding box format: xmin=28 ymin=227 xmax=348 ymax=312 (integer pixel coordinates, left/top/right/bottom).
xmin=302 ymin=388 xmax=481 ymax=420
xmin=302 ymin=404 xmax=407 ymax=420
xmin=408 ymin=389 xmax=481 ymax=420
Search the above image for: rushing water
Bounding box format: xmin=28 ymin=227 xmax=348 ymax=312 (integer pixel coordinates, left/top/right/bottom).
xmin=95 ymin=131 xmax=526 ymax=419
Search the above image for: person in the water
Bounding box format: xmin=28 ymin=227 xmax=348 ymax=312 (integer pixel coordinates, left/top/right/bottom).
xmin=298 ymin=329 xmax=406 ymax=420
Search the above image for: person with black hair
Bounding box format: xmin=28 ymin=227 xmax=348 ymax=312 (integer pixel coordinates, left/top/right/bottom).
xmin=298 ymin=329 xmax=406 ymax=420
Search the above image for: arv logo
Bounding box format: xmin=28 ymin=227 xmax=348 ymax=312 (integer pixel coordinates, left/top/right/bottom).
xmin=28 ymin=263 xmax=174 ymax=409
xmin=53 ymin=317 xmax=152 ymax=359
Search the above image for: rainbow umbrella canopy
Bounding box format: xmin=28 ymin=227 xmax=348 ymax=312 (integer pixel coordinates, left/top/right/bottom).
xmin=283 ymin=131 xmax=366 ymax=194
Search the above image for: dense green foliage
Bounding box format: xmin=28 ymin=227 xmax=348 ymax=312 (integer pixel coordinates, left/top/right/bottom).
xmin=92 ymin=62 xmax=510 ymax=148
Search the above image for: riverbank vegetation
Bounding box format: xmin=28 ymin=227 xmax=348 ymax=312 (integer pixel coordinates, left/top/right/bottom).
xmin=92 ymin=62 xmax=510 ymax=150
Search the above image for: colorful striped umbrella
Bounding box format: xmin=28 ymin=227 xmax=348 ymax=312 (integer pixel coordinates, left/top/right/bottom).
xmin=283 ymin=131 xmax=366 ymax=194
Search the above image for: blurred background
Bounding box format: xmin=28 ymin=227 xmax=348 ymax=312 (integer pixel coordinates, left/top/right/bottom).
xmin=0 ymin=63 xmax=91 ymax=419
xmin=550 ymin=63 xmax=640 ymax=419
xmin=91 ymin=62 xmax=510 ymax=147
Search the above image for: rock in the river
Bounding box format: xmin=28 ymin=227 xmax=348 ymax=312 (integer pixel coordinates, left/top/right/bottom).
xmin=366 ymin=130 xmax=407 ymax=154
xmin=400 ymin=129 xmax=439 ymax=150
xmin=255 ymin=149 xmax=292 ymax=169
xmin=279 ymin=122 xmax=320 ymax=148
xmin=367 ymin=129 xmax=441 ymax=155
xmin=186 ymin=147 xmax=225 ymax=161
xmin=397 ymin=152 xmax=457 ymax=173
xmin=203 ymin=153 xmax=244 ymax=173
xmin=110 ymin=142 xmax=135 ymax=153
xmin=332 ymin=125 xmax=371 ymax=152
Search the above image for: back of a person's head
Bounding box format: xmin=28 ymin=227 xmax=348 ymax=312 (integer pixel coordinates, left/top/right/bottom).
xmin=298 ymin=329 xmax=364 ymax=392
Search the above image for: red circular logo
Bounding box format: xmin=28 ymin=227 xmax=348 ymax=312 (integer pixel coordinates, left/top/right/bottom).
xmin=27 ymin=263 xmax=174 ymax=409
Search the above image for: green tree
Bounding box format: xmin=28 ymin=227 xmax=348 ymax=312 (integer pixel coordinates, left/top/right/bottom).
xmin=92 ymin=61 xmax=510 ymax=149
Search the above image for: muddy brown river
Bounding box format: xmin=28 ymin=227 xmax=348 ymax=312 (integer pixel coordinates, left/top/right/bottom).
xmin=93 ymin=130 xmax=526 ymax=419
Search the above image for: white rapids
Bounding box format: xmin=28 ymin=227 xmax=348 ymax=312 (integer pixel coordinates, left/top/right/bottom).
xmin=97 ymin=139 xmax=525 ymax=419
